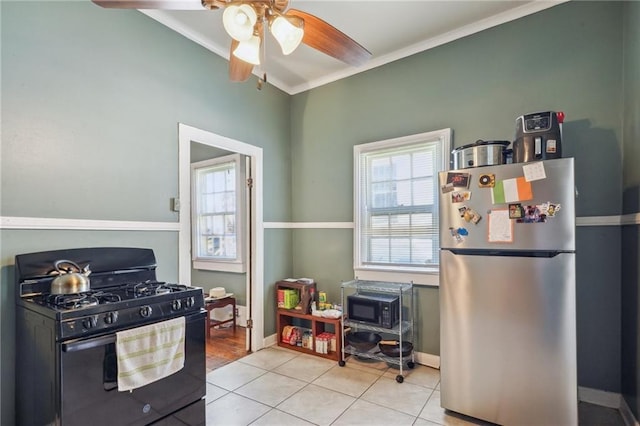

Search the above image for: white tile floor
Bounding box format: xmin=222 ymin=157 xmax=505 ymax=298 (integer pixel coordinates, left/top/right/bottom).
xmin=205 ymin=346 xmax=626 ymax=426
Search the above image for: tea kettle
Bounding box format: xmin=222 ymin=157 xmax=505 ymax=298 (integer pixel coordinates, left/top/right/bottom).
xmin=51 ymin=260 xmax=91 ymax=294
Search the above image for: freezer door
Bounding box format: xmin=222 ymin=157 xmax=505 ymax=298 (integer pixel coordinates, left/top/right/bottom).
xmin=439 ymin=250 xmax=577 ymax=426
xmin=439 ymin=158 xmax=575 ymax=251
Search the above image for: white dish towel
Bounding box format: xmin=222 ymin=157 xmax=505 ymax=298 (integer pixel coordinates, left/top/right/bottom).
xmin=116 ymin=316 xmax=186 ymax=392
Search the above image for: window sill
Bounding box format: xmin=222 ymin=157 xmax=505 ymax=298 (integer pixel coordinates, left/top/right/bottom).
xmin=353 ymin=267 xmax=440 ymax=287
xmin=193 ymin=260 xmax=246 ymax=274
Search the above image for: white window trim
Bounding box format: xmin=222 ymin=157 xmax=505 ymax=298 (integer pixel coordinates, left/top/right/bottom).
xmin=191 ymin=153 xmax=246 ymax=273
xmin=353 ymin=128 xmax=451 ymax=286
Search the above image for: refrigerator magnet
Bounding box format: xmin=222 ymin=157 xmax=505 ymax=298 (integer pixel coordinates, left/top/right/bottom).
xmin=468 ymin=209 xmax=482 ymax=224
xmin=491 ymin=177 xmax=533 ymax=204
xmin=522 ymin=162 xmax=547 ymax=182
xmin=478 ymin=173 xmax=495 ymax=188
xmin=539 ymin=201 xmax=561 ymax=217
xmin=449 ymin=227 xmax=464 ymax=243
xmin=458 ymin=206 xmax=469 ymax=218
xmin=451 ymin=190 xmax=471 ymax=203
xmin=446 ymin=172 xmax=471 ymax=188
xmin=516 ymin=205 xmax=547 ymax=223
xmin=547 ymin=202 xmax=561 ymax=217
xmin=488 ymin=209 xmax=513 ymax=243
xmin=508 ymin=203 xmax=524 ymax=219
xmin=441 ymin=183 xmax=455 ymax=193
xmin=462 ymin=208 xmax=482 ymax=224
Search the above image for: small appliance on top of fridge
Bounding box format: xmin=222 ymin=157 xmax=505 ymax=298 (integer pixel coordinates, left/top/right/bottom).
xmin=438 ymin=158 xmax=577 ymax=425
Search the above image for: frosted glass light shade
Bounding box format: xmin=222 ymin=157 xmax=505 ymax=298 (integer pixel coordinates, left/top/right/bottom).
xmin=270 ymin=15 xmax=304 ymax=55
xmin=233 ymin=35 xmax=261 ymax=65
xmin=223 ymin=4 xmax=257 ymax=42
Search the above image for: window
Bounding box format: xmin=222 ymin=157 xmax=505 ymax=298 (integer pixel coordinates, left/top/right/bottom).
xmin=354 ymin=129 xmax=451 ymax=283
xmin=191 ymin=154 xmax=246 ymax=273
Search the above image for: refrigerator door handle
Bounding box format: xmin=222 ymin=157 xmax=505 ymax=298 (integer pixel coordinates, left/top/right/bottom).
xmin=445 ymin=248 xmax=570 ymax=258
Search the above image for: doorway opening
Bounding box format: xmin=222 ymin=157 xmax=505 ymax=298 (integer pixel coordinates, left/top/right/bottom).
xmin=178 ymin=123 xmax=264 ymax=368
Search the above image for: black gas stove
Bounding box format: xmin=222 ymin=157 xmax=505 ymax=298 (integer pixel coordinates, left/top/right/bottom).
xmin=14 ymin=247 xmax=206 ymax=426
xmin=16 ymin=247 xmax=204 ymax=340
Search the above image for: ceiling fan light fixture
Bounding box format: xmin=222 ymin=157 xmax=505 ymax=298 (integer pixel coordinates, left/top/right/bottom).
xmin=233 ymin=35 xmax=261 ymax=65
xmin=270 ymin=15 xmax=304 ymax=55
xmin=223 ymin=4 xmax=257 ymax=42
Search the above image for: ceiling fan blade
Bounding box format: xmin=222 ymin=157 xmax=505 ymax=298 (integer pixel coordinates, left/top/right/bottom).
xmin=286 ymin=9 xmax=371 ymax=67
xmin=91 ymin=0 xmax=209 ymax=10
xmin=229 ymin=40 xmax=255 ymax=82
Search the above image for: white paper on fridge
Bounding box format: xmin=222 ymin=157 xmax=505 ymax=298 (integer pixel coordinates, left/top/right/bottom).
xmin=488 ymin=209 xmax=513 ymax=243
xmin=491 ymin=177 xmax=533 ymax=204
xmin=522 ymin=162 xmax=546 ymax=182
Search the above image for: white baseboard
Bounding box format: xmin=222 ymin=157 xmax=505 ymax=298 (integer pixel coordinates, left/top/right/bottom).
xmin=264 ymin=333 xmax=277 ymax=348
xmin=414 ymin=351 xmax=440 ymax=369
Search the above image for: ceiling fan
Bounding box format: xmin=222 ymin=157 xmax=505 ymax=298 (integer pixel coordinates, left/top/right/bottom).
xmin=92 ymin=0 xmax=372 ymax=83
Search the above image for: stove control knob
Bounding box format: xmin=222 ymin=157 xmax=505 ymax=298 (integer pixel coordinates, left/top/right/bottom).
xmin=82 ymin=317 xmax=96 ymax=330
xmin=140 ymin=305 xmax=153 ymax=318
xmin=104 ymin=311 xmax=118 ymax=325
xmin=185 ymin=296 xmax=195 ymax=308
xmin=171 ymin=299 xmax=182 ymax=311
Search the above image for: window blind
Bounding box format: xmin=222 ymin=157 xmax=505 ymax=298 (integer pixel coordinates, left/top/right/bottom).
xmin=357 ymin=139 xmax=445 ymax=269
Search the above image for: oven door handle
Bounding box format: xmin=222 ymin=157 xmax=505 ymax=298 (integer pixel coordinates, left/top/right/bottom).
xmin=62 ymin=334 xmax=116 ymax=352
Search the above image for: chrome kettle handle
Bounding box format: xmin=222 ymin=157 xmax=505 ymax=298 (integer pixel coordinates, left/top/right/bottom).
xmin=54 ymin=259 xmax=82 ymax=274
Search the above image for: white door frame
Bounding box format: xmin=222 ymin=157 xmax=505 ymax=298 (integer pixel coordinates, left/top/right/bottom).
xmin=178 ymin=123 xmax=264 ymax=352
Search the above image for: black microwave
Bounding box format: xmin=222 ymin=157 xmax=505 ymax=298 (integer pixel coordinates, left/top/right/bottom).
xmin=347 ymin=292 xmax=400 ymax=329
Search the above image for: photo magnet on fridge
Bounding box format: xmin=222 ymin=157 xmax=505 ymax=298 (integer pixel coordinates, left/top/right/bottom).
xmin=516 ymin=205 xmax=547 ymax=223
xmin=539 ymin=201 xmax=561 ymax=217
xmin=446 ymin=172 xmax=471 ymax=188
xmin=508 ymin=203 xmax=524 ymax=219
xmin=441 ymin=183 xmax=455 ymax=193
xmin=467 ymin=209 xmax=482 ymax=224
xmin=451 ymin=190 xmax=471 ymax=203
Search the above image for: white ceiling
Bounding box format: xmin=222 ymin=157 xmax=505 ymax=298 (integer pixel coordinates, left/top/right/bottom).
xmin=140 ymin=1 xmax=567 ymax=95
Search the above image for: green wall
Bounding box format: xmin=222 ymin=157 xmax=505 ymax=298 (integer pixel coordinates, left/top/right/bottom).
xmin=0 ymin=1 xmax=292 ymax=424
xmin=621 ymin=0 xmax=640 ymax=420
xmin=2 ymin=0 xmax=638 ymax=424
xmin=291 ymin=0 xmax=625 ymax=391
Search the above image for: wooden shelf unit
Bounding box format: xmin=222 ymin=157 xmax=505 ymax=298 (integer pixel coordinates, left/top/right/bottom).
xmin=276 ymin=309 xmax=343 ymax=361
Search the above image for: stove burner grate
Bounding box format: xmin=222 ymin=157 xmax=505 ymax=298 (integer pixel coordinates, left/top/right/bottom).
xmin=126 ymin=281 xmax=190 ymax=298
xmin=46 ymin=291 xmax=122 ymax=310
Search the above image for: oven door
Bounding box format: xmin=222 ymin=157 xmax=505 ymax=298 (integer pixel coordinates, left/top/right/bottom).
xmin=59 ymin=311 xmax=205 ymax=426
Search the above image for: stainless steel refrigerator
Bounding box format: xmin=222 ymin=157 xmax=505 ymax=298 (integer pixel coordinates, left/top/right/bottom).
xmin=438 ymin=158 xmax=577 ymax=425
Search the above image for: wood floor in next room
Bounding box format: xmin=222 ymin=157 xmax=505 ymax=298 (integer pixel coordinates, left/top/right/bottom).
xmin=206 ymin=325 xmax=248 ymax=372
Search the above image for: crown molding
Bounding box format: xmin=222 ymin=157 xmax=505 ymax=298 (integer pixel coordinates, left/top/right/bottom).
xmin=141 ymin=2 xmax=568 ymax=95
xmin=287 ymin=1 xmax=570 ymax=94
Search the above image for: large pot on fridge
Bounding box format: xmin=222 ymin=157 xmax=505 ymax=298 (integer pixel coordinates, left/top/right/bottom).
xmin=451 ymin=140 xmax=510 ymax=170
